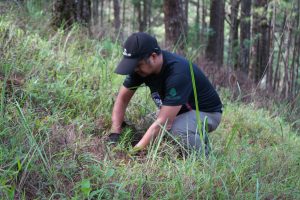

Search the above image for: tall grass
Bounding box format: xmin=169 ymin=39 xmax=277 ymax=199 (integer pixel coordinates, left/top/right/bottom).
xmin=1 ymin=4 xmax=300 ymax=199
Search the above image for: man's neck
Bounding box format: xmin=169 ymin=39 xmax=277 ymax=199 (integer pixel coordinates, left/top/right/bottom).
xmin=155 ymin=54 xmax=164 ymax=74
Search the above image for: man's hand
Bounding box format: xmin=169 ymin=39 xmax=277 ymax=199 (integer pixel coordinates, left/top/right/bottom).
xmin=106 ymin=133 xmax=121 ymax=144
xmin=127 ymin=146 xmax=146 ymax=157
xmin=111 ymin=86 xmax=135 ymax=134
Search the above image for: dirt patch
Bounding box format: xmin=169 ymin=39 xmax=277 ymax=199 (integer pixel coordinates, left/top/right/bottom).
xmin=0 ymin=72 xmax=25 ymax=87
xmin=81 ymin=136 xmax=107 ymax=160
xmin=50 ymin=123 xmax=81 ymax=152
xmin=94 ymin=116 xmax=108 ymax=133
xmin=0 ymin=72 xmax=26 ymax=100
xmin=50 ymin=122 xmax=132 ymax=161
xmin=0 ymin=2 xmax=10 ymax=16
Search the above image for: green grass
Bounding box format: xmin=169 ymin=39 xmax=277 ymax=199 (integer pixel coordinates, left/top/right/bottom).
xmin=0 ymin=5 xmax=300 ymax=199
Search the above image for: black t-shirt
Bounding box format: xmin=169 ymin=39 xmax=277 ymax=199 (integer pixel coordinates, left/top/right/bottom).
xmin=123 ymin=51 xmax=222 ymax=114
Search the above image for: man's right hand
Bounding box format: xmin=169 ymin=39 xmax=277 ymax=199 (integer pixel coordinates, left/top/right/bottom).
xmin=106 ymin=133 xmax=121 ymax=144
xmin=111 ymin=86 xmax=135 ymax=135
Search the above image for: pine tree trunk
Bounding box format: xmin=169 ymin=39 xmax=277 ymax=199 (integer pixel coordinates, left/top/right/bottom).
xmin=148 ymin=0 xmax=152 ymax=31
xmin=113 ymin=0 xmax=121 ymax=37
xmin=289 ymin=1 xmax=300 ymax=97
xmin=296 ymin=36 xmax=300 ymax=94
xmin=273 ymin=13 xmax=287 ymax=92
xmin=134 ymin=1 xmax=143 ymax=32
xmin=266 ymin=4 xmax=275 ymax=92
xmin=195 ymin=0 xmax=200 ymax=44
xmin=92 ymin=0 xmax=99 ymax=26
xmin=52 ymin=0 xmax=91 ymax=28
xmin=122 ymin=0 xmax=126 ymax=27
xmin=228 ymin=0 xmax=240 ymax=68
xmin=108 ymin=0 xmax=112 ymax=23
xmin=281 ymin=20 xmax=292 ymax=99
xmin=100 ymin=0 xmax=104 ymax=27
xmin=290 ymin=33 xmax=297 ymax=96
xmin=249 ymin=0 xmax=269 ymax=83
xmin=205 ymin=0 xmax=225 ymax=66
xmin=52 ymin=0 xmax=76 ymax=29
xmin=82 ymin=0 xmax=91 ymax=26
xmin=144 ymin=0 xmax=152 ymax=32
xmin=184 ymin=0 xmax=189 ymax=37
xmin=200 ymin=0 xmax=207 ymax=51
xmin=296 ymin=0 xmax=300 ymax=95
xmin=239 ymin=0 xmax=251 ymax=74
xmin=142 ymin=0 xmax=151 ymax=31
xmin=163 ymin=0 xmax=188 ymax=52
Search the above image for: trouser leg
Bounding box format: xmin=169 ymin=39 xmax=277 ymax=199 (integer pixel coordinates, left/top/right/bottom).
xmin=129 ymin=109 xmax=222 ymax=152
xmin=170 ymin=110 xmax=222 ymax=154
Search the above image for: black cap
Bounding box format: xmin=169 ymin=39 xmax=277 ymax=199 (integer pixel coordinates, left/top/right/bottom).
xmin=115 ymin=32 xmax=161 ymax=75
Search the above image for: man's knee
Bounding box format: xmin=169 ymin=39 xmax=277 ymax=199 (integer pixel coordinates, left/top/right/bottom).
xmin=200 ymin=112 xmax=222 ymax=132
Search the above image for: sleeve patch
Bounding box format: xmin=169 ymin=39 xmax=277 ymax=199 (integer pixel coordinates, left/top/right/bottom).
xmin=166 ymin=88 xmax=181 ymax=100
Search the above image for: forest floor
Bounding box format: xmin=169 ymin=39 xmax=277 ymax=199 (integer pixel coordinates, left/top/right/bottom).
xmin=0 ymin=3 xmax=300 ymax=199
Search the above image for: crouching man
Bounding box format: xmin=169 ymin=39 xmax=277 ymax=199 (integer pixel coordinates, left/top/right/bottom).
xmin=107 ymin=32 xmax=222 ymax=155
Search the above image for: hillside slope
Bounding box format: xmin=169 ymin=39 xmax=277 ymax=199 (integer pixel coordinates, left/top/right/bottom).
xmin=0 ymin=8 xmax=299 ymax=199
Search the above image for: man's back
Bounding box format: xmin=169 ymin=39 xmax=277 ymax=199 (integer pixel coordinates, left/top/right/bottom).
xmin=123 ymin=50 xmax=222 ymax=115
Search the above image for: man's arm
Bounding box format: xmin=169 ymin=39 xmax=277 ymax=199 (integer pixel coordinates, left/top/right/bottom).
xmin=111 ymin=86 xmax=135 ymax=133
xmin=134 ymin=105 xmax=182 ymax=149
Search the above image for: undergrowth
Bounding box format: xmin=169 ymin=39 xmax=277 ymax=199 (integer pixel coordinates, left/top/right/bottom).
xmin=0 ymin=4 xmax=300 ymax=199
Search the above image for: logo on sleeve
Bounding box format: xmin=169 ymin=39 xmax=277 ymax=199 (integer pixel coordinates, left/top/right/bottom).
xmin=169 ymin=88 xmax=177 ymax=97
xmin=166 ymin=88 xmax=181 ymax=100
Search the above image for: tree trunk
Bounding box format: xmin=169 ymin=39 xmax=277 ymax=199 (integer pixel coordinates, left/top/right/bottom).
xmin=143 ymin=0 xmax=150 ymax=31
xmin=200 ymin=0 xmax=207 ymax=51
xmin=266 ymin=4 xmax=275 ymax=93
xmin=142 ymin=0 xmax=147 ymax=31
xmin=184 ymin=0 xmax=189 ymax=38
xmin=113 ymin=0 xmax=121 ymax=38
xmin=239 ymin=0 xmax=251 ymax=74
xmin=290 ymin=0 xmax=300 ymax=97
xmin=132 ymin=3 xmax=137 ymax=31
xmin=52 ymin=0 xmax=91 ymax=28
xmin=205 ymin=0 xmax=225 ymax=66
xmin=148 ymin=0 xmax=152 ymax=31
xmin=249 ymin=0 xmax=269 ymax=83
xmin=281 ymin=20 xmax=292 ymax=99
xmin=295 ymin=0 xmax=300 ymax=95
xmin=195 ymin=0 xmax=200 ymax=44
xmin=122 ymin=0 xmax=126 ymax=27
xmin=52 ymin=0 xmax=76 ymax=29
xmin=100 ymin=0 xmax=104 ymax=27
xmin=290 ymin=31 xmax=297 ymax=97
xmin=228 ymin=0 xmax=240 ymax=69
xmin=134 ymin=1 xmax=144 ymax=32
xmin=108 ymin=0 xmax=112 ymax=23
xmin=92 ymin=0 xmax=99 ymax=26
xmin=273 ymin=13 xmax=287 ymax=92
xmin=76 ymin=0 xmax=83 ymax=22
xmin=163 ymin=0 xmax=188 ymax=52
xmin=144 ymin=0 xmax=152 ymax=32
xmin=296 ymin=35 xmax=300 ymax=95
xmin=81 ymin=0 xmax=91 ymax=26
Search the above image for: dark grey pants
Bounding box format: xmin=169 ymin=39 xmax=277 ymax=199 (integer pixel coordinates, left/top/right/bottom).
xmin=135 ymin=110 xmax=222 ymax=153
xmin=170 ymin=110 xmax=222 ymax=152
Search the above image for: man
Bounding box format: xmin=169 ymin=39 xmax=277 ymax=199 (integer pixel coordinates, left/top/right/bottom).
xmin=108 ymin=32 xmax=222 ymax=154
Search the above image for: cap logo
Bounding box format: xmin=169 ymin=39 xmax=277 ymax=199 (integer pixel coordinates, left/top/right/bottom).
xmin=123 ymin=49 xmax=132 ymax=57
